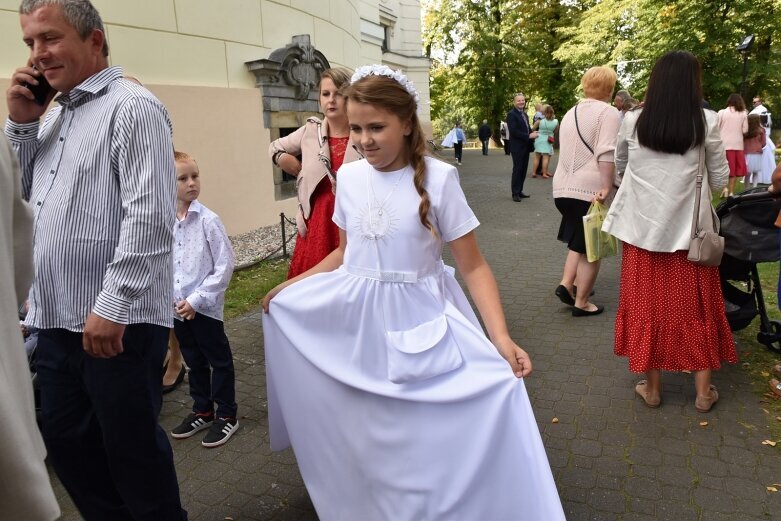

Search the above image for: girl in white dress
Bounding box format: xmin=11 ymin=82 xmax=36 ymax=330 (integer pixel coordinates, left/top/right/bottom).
xmin=261 ymin=65 xmax=565 ymax=521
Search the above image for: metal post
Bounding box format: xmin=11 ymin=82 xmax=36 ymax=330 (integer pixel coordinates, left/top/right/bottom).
xmin=741 ymin=52 xmax=749 ymax=100
xmin=280 ymin=212 xmax=288 ymax=258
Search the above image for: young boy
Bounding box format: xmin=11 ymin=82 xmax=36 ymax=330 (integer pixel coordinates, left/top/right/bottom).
xmin=169 ymin=151 xmax=239 ymax=447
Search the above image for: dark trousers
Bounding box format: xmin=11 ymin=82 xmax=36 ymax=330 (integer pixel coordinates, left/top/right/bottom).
xmin=454 ymin=141 xmax=463 ymax=162
xmin=36 ymin=325 xmax=187 ymax=521
xmin=503 ymin=139 xmax=510 ymax=155
xmin=174 ymin=313 xmax=237 ymax=419
xmin=510 ymin=139 xmax=531 ymax=196
xmin=481 ymin=139 xmax=489 ymax=155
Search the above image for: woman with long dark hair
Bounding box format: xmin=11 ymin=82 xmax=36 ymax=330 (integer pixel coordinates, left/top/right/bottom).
xmin=602 ymin=51 xmax=737 ymax=412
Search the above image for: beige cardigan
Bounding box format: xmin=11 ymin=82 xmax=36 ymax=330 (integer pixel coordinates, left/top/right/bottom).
xmin=0 ymin=135 xmax=60 ymax=520
xmin=269 ymin=117 xmax=362 ymax=236
xmin=552 ymin=98 xmax=621 ymax=202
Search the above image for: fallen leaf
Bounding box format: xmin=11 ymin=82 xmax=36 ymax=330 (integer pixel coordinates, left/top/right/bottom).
xmin=699 ymin=421 xmax=708 ymax=427
xmin=762 ymin=440 xmax=777 ymax=447
xmin=767 ymin=486 xmax=778 ymax=493
xmin=776 ymin=417 xmax=781 ymax=422
xmin=773 ymin=483 xmax=781 ymax=487
xmin=763 ymin=408 xmax=770 ymax=414
xmin=762 ymin=371 xmax=771 ymax=377
xmin=551 ymin=417 xmax=559 ymax=423
xmin=681 ymin=370 xmax=691 ymax=374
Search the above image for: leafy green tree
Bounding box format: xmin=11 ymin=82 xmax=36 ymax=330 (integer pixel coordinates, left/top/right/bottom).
xmin=424 ymin=0 xmax=528 ymax=142
xmin=425 ymin=0 xmax=781 ymax=129
xmin=554 ymin=0 xmax=781 ymax=108
xmin=424 ymin=0 xmax=581 ymax=139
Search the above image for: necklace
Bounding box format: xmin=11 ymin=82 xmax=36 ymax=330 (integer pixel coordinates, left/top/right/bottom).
xmin=363 ymin=166 xmax=408 ymax=240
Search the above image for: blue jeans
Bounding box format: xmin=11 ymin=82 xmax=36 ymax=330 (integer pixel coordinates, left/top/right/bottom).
xmin=36 ymin=325 xmax=187 ymax=521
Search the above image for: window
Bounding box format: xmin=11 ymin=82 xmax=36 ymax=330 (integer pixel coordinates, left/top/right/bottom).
xmin=382 ymin=25 xmax=391 ymax=53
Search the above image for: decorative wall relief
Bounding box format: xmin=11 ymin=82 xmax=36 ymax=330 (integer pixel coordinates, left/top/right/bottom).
xmin=246 ymin=35 xmax=331 ymax=127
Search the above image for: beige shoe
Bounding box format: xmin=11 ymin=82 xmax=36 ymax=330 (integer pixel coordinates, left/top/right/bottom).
xmin=695 ymin=385 xmax=719 ymax=412
xmin=635 ymin=380 xmax=661 ymax=408
xmin=720 ymin=188 xmax=729 ymax=198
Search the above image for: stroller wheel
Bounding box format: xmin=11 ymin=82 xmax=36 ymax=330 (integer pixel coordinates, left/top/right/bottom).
xmin=758 ymin=320 xmax=781 ymax=352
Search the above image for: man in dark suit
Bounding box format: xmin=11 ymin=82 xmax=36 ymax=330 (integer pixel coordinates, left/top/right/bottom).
xmin=478 ymin=120 xmax=492 ymax=155
xmin=507 ymin=93 xmax=537 ymax=201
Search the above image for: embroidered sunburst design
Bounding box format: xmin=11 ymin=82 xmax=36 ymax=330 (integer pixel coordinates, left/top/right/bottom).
xmin=355 ymin=202 xmax=399 ymax=242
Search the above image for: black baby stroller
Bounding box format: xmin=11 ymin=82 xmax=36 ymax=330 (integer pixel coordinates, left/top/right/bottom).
xmin=717 ymin=187 xmax=781 ymax=352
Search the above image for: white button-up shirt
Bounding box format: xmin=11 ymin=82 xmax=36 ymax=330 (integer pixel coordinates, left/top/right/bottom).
xmin=173 ymin=200 xmax=235 ymax=322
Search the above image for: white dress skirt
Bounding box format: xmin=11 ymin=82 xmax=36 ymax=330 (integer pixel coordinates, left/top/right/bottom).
xmin=759 ymin=132 xmax=777 ymax=184
xmin=263 ymin=157 xmax=564 ymax=521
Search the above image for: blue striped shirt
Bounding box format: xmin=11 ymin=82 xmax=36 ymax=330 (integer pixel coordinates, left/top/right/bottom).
xmin=4 ymin=66 xmax=176 ymax=331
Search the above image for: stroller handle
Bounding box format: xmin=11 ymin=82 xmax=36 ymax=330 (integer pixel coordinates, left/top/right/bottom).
xmin=716 ymin=189 xmax=781 ymax=216
xmin=728 ymin=189 xmax=781 ymax=202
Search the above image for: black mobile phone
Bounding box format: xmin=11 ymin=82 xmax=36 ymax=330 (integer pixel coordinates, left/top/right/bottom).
xmin=24 ymin=70 xmax=54 ymax=106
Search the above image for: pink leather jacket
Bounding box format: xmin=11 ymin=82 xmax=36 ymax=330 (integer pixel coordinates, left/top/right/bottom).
xmin=269 ymin=117 xmax=362 ymax=237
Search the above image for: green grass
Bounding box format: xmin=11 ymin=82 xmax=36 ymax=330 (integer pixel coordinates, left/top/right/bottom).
xmin=224 ymin=258 xmax=289 ymax=320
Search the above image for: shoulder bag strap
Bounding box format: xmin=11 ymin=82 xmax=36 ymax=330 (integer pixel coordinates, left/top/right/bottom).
xmin=574 ymin=105 xmax=594 ymax=155
xmin=690 ymin=146 xmax=707 ymax=238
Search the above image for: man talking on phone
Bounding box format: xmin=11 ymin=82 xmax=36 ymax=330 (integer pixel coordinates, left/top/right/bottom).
xmin=4 ymin=1 xmax=186 ymax=520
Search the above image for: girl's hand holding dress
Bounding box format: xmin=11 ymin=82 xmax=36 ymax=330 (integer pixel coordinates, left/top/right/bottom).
xmin=494 ymin=336 xmax=533 ymax=378
xmin=262 ymin=283 xmax=287 ymax=313
xmin=449 ymin=231 xmax=533 ymax=379
xmin=263 ymin=231 xmax=348 ymax=313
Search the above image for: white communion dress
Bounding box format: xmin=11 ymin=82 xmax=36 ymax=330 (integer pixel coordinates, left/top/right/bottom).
xmin=262 ymin=156 xmax=565 ymax=521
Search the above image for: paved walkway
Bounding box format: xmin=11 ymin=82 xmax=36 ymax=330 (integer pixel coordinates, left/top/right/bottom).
xmin=52 ymin=148 xmax=781 ymax=520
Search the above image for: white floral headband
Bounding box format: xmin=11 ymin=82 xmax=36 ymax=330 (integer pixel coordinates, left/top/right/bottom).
xmin=350 ymin=64 xmax=420 ymax=106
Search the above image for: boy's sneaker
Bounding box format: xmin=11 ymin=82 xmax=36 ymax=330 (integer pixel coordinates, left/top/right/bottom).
xmin=201 ymin=417 xmax=239 ymax=448
xmin=171 ymin=412 xmax=214 ymax=439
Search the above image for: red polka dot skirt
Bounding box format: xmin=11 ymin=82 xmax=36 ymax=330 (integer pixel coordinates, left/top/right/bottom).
xmin=615 ymin=243 xmax=738 ymax=373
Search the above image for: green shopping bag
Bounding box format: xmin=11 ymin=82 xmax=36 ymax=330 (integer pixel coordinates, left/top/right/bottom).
xmin=582 ymin=201 xmax=618 ymax=263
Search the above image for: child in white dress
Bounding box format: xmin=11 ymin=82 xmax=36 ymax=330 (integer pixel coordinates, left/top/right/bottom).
xmin=262 ymin=65 xmax=564 ymax=521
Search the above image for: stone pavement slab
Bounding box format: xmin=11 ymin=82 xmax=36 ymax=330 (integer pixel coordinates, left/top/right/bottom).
xmin=51 ymin=148 xmax=781 ymax=520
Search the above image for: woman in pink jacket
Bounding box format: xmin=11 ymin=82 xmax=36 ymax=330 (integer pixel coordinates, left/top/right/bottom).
xmin=717 ymin=93 xmax=749 ymax=197
xmin=269 ymin=68 xmax=362 ymax=279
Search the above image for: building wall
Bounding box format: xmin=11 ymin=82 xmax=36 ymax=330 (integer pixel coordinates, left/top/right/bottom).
xmin=0 ymin=0 xmax=429 ymax=235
